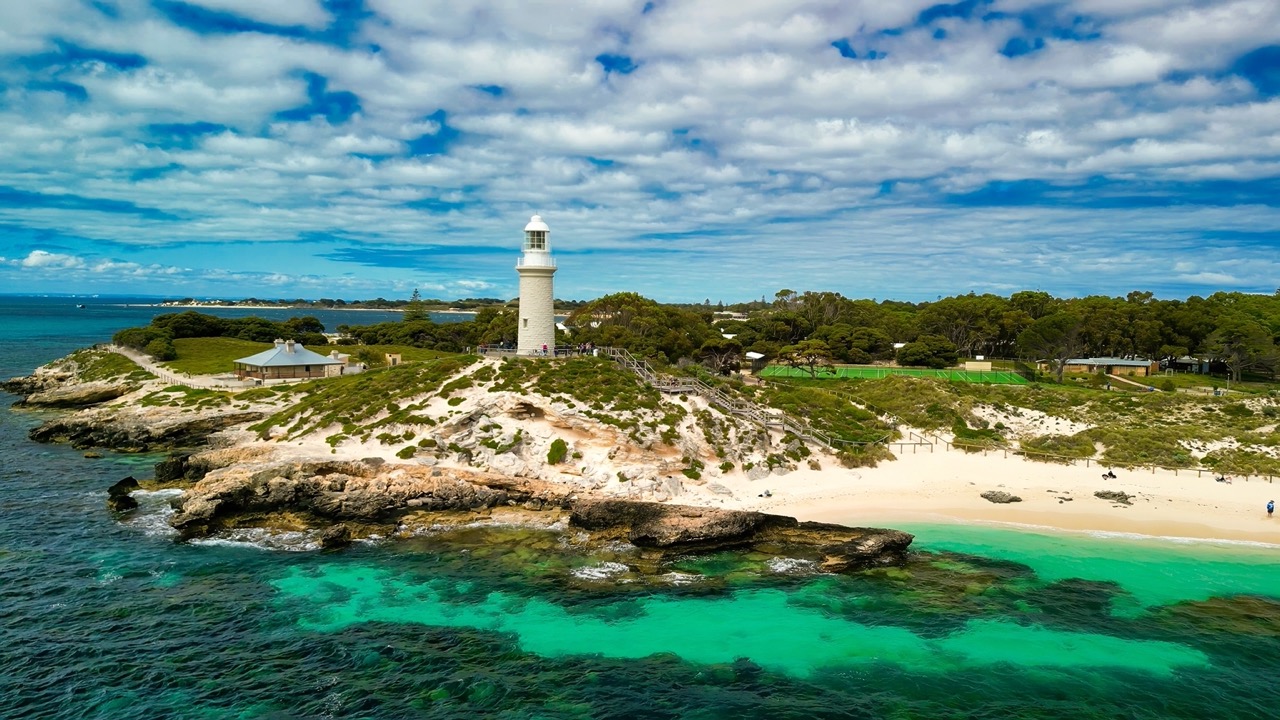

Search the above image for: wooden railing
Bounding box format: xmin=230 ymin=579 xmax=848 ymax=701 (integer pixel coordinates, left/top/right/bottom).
xmin=599 ymin=347 xmax=868 ymax=451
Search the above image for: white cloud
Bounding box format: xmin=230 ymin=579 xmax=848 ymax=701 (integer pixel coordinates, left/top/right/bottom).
xmin=0 ymin=0 xmax=1278 ymax=301
xmin=184 ymin=0 xmax=331 ymax=29
xmin=21 ymin=250 xmax=84 ymax=268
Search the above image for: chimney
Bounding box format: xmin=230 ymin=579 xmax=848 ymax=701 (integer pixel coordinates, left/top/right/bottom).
xmin=285 ymin=339 xmax=296 ymax=352
xmin=274 ymin=338 xmax=285 ymax=348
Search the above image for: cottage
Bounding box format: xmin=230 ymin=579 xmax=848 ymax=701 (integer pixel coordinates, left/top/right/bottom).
xmin=234 ymin=338 xmax=345 ymax=382
xmin=1055 ymin=357 xmax=1160 ymax=377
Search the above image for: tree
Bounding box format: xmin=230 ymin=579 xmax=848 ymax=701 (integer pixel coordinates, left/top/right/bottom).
xmin=699 ymin=337 xmax=743 ymax=375
xmin=1017 ymin=312 xmax=1085 ymax=382
xmin=1205 ymin=316 xmax=1277 ymax=382
xmin=144 ymin=337 xmax=177 ymax=361
xmin=403 ymin=289 xmax=428 ymax=323
xmin=566 ymin=292 xmax=712 ymax=362
xmin=779 ymin=339 xmax=836 ymax=378
xmin=895 ymin=334 xmax=958 ymax=368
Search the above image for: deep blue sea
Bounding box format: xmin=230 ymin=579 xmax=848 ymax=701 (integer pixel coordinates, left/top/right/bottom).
xmin=2 ymin=296 xmax=1279 ymax=719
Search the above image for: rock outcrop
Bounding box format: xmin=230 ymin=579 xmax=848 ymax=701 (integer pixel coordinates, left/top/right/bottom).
xmin=154 ymin=453 xmax=219 ymax=484
xmin=3 ymin=363 xmax=136 ymax=408
xmin=106 ymin=476 xmax=140 ymax=511
xmin=981 ymin=491 xmax=1022 ymax=504
xmin=162 ymin=453 xmax=912 ymax=571
xmin=570 ymin=499 xmax=913 ymax=570
xmin=17 ymin=380 xmax=135 ymax=408
xmin=30 ymin=410 xmax=263 ymax=452
xmin=1094 ymin=490 xmax=1134 ymax=505
xmin=167 ymin=457 xmax=566 ymax=537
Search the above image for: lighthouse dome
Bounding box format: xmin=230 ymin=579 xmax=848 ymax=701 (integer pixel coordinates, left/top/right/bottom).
xmin=524 ymin=215 xmax=549 ymax=233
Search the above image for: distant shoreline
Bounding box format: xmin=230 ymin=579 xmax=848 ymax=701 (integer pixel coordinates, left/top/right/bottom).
xmin=142 ymin=303 xmax=479 ymax=315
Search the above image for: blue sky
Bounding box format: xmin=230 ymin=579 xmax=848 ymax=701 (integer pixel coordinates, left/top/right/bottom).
xmin=0 ymin=0 xmax=1278 ymax=303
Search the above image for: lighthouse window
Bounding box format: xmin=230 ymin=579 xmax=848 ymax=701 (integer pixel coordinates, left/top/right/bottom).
xmin=523 ymin=318 xmax=528 ymax=328
xmin=526 ymin=231 xmax=546 ymax=250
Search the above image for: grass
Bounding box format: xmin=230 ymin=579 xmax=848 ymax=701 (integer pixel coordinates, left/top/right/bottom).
xmin=66 ymin=348 xmax=155 ymax=383
xmin=777 ymin=373 xmax=1280 ymax=472
xmin=761 ymin=364 xmax=1027 ymax=385
xmin=249 ymin=355 xmax=479 ymax=440
xmin=756 ymin=381 xmax=896 ymax=445
xmin=165 ymin=338 xmax=273 ymax=375
xmin=162 ymin=338 xmax=457 ymax=375
xmin=138 ymin=385 xmax=233 ymax=409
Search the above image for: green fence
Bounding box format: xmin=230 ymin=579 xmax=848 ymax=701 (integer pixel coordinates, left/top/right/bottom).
xmin=760 ymin=365 xmax=1029 ymax=385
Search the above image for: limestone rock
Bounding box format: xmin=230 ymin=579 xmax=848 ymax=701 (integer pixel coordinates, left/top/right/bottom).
xmin=20 ymin=381 xmax=134 ymax=408
xmin=1094 ymin=490 xmax=1134 ymax=505
xmin=981 ymin=491 xmax=1022 ymax=504
xmin=319 ymin=523 xmax=353 ymax=549
xmin=30 ymin=409 xmax=264 ymax=452
xmin=167 ymin=458 xmax=565 ymax=538
xmin=154 ymin=453 xmax=217 ymax=483
xmin=569 ymin=499 xmax=912 ymax=570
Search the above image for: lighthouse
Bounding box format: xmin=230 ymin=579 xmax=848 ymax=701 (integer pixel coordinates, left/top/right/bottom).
xmin=516 ymin=214 xmax=557 ymax=355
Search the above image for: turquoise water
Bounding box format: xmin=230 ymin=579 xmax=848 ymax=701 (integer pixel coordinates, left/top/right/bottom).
xmin=2 ymin=296 xmax=1279 ymax=718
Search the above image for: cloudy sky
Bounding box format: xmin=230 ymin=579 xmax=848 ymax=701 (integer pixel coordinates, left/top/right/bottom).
xmin=1 ymin=0 xmax=1278 ymax=303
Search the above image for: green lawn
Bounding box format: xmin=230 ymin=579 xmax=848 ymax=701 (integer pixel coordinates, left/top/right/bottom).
xmin=760 ymin=365 xmax=1028 ymax=385
xmin=163 ymin=338 xmax=462 ymax=375
xmin=346 ymin=344 xmax=460 ymax=365
xmin=164 ymin=337 xmax=273 ymax=374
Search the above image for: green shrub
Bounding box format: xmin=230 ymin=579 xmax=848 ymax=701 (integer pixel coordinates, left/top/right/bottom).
xmin=719 ymin=461 xmax=734 ymax=473
xmin=547 ymin=438 xmax=568 ymax=464
xmin=396 ymin=446 xmax=415 ymax=459
xmin=1019 ymin=433 xmax=1095 ymax=462
xmin=145 ymin=338 xmax=178 ymax=361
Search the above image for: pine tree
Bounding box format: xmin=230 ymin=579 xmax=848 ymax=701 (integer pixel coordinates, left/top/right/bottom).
xmin=403 ymin=289 xmax=427 ymax=322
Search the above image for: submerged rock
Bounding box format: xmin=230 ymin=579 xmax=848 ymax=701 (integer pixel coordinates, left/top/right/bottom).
xmin=569 ymin=499 xmax=912 ymax=571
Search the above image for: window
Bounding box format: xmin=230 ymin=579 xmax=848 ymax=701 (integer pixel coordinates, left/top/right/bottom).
xmin=523 ymin=318 xmax=528 ymax=327
xmin=526 ymin=231 xmax=546 ymax=250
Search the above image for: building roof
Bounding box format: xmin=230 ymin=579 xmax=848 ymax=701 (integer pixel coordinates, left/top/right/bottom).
xmin=1065 ymin=357 xmax=1155 ymax=367
xmin=235 ymin=339 xmax=344 ymax=368
xmin=524 ymin=214 xmax=549 ymax=232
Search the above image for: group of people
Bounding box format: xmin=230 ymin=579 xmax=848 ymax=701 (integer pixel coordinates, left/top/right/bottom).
xmin=1101 ymin=470 xmax=1117 ymax=480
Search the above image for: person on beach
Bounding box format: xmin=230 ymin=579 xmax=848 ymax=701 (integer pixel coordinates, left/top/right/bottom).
xmin=1268 ymin=500 xmax=1274 ymax=517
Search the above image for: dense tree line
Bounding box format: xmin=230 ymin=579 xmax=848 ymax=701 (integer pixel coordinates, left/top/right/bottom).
xmin=112 ymin=311 xmax=328 ymax=360
xmin=117 ymin=288 xmax=1280 ymax=381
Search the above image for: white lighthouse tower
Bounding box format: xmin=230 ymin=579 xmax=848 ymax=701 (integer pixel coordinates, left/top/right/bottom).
xmin=516 ymin=214 xmax=557 ymax=355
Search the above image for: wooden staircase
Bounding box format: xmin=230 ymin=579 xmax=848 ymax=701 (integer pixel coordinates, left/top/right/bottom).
xmin=600 ymin=347 xmax=842 ymax=451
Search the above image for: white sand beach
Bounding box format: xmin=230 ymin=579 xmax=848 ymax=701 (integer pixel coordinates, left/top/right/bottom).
xmin=718 ymin=447 xmax=1279 ymax=544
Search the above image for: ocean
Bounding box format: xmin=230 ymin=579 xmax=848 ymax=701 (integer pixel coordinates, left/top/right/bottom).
xmin=1 ymin=295 xmax=1278 ymax=719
